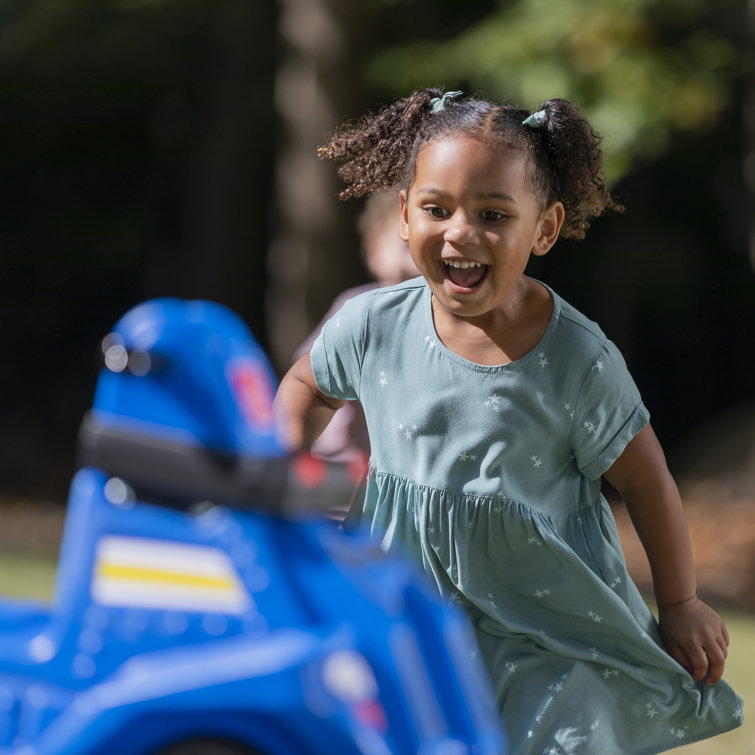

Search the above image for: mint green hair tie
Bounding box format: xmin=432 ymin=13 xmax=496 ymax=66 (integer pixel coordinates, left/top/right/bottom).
xmin=522 ymin=109 xmax=546 ymax=128
xmin=429 ymin=90 xmax=463 ymax=115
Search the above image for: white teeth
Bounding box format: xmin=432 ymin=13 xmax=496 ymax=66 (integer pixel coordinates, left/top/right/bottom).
xmin=443 ymin=260 xmax=483 ymax=269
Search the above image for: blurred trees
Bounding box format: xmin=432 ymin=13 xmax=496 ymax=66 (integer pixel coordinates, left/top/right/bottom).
xmin=0 ymin=0 xmax=751 ymax=497
xmin=267 ymin=0 xmax=370 ymax=368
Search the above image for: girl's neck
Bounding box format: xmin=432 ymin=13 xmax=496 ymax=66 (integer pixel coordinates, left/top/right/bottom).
xmin=430 ymin=277 xmax=553 ymax=366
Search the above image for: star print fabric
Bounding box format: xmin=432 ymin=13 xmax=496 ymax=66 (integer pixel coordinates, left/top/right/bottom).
xmin=310 ymin=278 xmax=743 ymax=754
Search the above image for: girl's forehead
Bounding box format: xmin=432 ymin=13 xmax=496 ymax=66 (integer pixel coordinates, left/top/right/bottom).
xmin=412 ymin=136 xmax=531 ymax=189
xmin=418 ymin=133 xmax=526 ymax=165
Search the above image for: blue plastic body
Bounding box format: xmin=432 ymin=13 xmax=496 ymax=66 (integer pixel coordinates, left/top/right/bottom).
xmin=90 ymin=298 xmax=282 ymax=457
xmin=0 ymin=299 xmax=505 ymax=754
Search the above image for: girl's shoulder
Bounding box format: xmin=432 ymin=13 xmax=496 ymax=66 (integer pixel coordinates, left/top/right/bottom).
xmin=335 ymin=275 xmax=425 ymax=305
xmin=545 ymin=285 xmax=639 ymax=389
xmin=371 ymin=275 xmax=427 ymax=301
xmin=544 ymin=284 xmax=610 ymax=362
xmin=343 ymin=275 xmax=428 ymax=319
xmin=554 ymin=294 xmax=606 ymax=341
xmin=320 ymin=276 xmax=428 ymax=347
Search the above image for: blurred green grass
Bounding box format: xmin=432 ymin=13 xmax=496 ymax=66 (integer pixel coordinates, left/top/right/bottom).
xmin=0 ymin=550 xmax=58 ymax=600
xmin=0 ymin=549 xmax=749 ymax=752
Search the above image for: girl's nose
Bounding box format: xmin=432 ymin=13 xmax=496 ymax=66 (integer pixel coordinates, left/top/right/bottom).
xmin=444 ymin=211 xmax=478 ymax=245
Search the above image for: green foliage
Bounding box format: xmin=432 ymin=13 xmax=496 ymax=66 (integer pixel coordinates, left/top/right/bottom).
xmin=367 ymin=0 xmax=741 ymax=180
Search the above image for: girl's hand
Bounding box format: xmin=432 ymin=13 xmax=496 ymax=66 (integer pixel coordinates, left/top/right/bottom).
xmin=658 ymin=595 xmax=730 ymax=685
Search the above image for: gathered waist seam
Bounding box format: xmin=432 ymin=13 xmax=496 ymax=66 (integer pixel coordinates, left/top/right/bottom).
xmin=368 ymin=465 xmax=601 ymax=522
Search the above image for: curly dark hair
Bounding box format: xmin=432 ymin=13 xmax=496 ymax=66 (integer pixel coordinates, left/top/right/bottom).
xmin=318 ymin=88 xmax=623 ymax=240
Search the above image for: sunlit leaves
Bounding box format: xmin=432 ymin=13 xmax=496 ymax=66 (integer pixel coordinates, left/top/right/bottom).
xmin=367 ymin=0 xmax=740 ymax=181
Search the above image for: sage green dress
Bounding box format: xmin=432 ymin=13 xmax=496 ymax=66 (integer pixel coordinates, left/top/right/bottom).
xmin=310 ymin=277 xmax=743 ymax=754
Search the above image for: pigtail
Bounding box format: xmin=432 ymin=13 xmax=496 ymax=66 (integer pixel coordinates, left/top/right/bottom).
xmin=535 ymin=99 xmax=623 ymax=239
xmin=318 ymin=88 xmax=443 ymax=199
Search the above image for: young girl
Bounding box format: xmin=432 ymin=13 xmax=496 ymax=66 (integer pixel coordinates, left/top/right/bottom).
xmin=274 ymin=88 xmax=743 ymax=753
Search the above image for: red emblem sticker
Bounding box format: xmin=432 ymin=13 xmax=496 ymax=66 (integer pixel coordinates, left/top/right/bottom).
xmin=227 ymin=359 xmax=275 ymax=428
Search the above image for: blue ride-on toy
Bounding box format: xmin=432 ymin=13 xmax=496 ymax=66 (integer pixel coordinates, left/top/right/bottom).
xmin=0 ymin=298 xmax=505 ymax=754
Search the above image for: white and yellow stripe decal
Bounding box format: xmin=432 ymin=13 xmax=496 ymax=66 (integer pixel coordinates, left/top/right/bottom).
xmin=91 ymin=535 xmax=252 ymax=615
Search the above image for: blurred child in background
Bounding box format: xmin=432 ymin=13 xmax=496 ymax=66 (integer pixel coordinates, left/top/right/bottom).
xmin=294 ymin=190 xmax=418 ymax=519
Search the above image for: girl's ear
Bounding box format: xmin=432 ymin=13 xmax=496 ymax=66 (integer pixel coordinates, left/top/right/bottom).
xmin=532 ymin=201 xmax=565 ymax=257
xmin=399 ymin=190 xmax=410 ymax=242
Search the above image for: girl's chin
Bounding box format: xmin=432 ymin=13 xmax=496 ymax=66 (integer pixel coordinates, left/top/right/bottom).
xmin=433 ymin=290 xmax=493 ymax=319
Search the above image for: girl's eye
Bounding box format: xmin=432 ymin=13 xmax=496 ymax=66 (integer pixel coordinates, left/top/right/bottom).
xmin=424 ymin=206 xmax=449 ymax=219
xmin=481 ymin=210 xmax=506 ymax=223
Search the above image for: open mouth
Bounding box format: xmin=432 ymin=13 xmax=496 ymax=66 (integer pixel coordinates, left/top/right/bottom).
xmin=442 ymin=259 xmax=490 ymax=290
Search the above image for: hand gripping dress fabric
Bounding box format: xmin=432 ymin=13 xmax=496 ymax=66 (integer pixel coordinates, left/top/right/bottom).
xmin=309 ymin=278 xmax=744 ymax=754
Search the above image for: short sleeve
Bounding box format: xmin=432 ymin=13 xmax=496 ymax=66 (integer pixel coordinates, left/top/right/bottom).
xmin=571 ymin=340 xmax=650 ymax=480
xmin=309 ymin=290 xmax=372 ymax=402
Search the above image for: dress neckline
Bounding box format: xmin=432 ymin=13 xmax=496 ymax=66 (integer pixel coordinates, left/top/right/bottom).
xmin=421 ymin=279 xmax=561 ymax=373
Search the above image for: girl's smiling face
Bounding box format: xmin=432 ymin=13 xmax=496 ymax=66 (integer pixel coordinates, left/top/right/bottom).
xmin=400 ymin=135 xmax=563 ymax=328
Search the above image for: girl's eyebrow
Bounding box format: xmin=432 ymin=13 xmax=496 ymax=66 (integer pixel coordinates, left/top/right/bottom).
xmin=414 ymin=186 xmax=448 ymax=198
xmin=478 ymin=191 xmax=517 ymax=202
xmin=415 ymin=187 xmax=517 ymax=203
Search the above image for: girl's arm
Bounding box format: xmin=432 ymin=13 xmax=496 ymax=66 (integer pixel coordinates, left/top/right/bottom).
xmin=273 ymin=352 xmax=345 ymax=450
xmin=604 ymin=424 xmax=729 ymax=685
